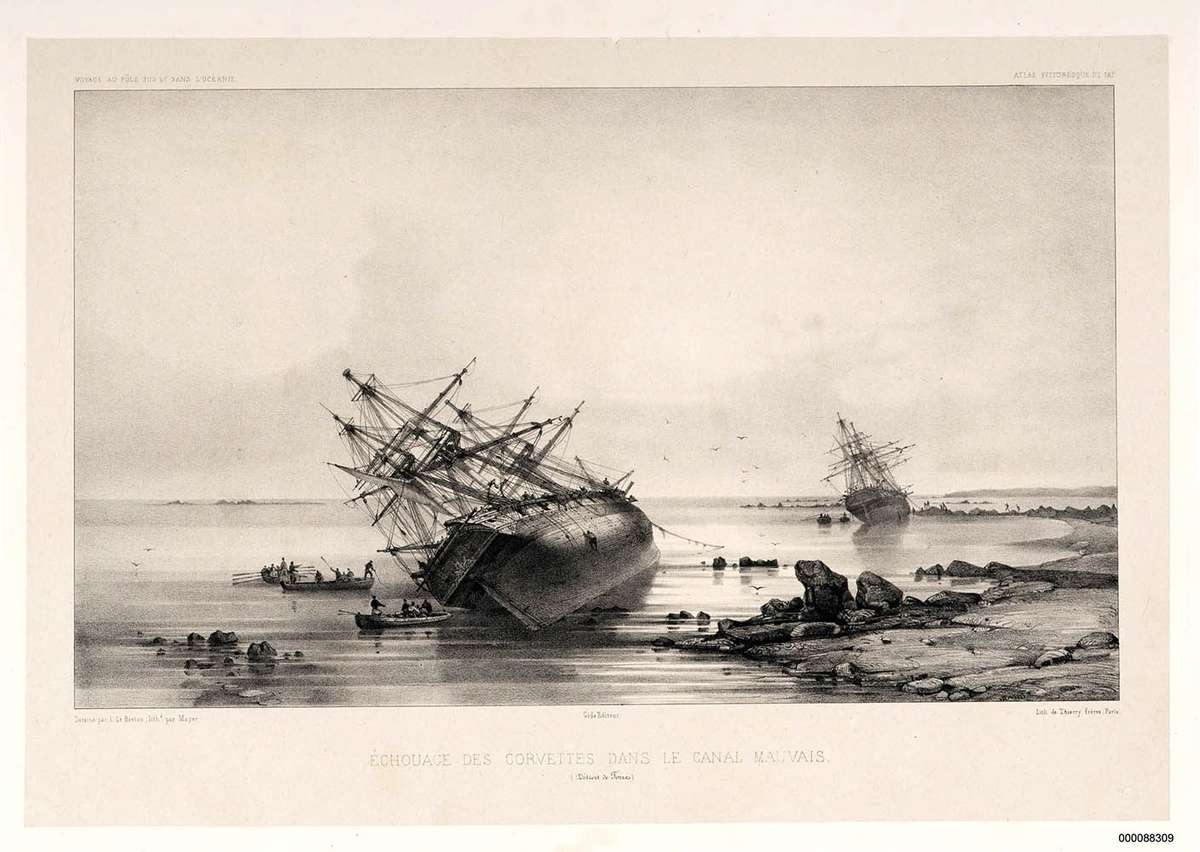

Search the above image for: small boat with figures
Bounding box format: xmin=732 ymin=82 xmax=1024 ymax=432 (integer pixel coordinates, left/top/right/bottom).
xmin=280 ymin=575 xmax=374 ymax=593
xmin=353 ymin=611 xmax=452 ymax=630
xmin=816 ymin=512 xmax=833 ymax=526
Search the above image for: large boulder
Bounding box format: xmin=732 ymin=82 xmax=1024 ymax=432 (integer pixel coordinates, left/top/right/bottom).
xmin=922 ymin=591 xmax=981 ymax=610
xmin=711 ymin=556 xmax=727 ymax=570
xmin=718 ymin=621 xmax=797 ymax=645
xmin=207 ymin=630 xmax=239 ymax=646
xmin=945 ymin=559 xmax=990 ymax=577
xmin=246 ymin=641 xmax=277 ymax=661
xmin=855 ymin=571 xmax=903 ymax=612
xmin=186 ymin=632 xmax=206 ymax=647
xmin=794 ymin=560 xmax=855 ymax=619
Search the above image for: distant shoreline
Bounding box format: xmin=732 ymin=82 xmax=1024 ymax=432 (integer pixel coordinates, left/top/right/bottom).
xmin=941 ymin=486 xmax=1117 ymax=499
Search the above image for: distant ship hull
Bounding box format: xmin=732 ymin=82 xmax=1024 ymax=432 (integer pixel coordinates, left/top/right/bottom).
xmin=419 ymin=492 xmax=660 ymax=630
xmin=844 ymin=487 xmax=911 ymax=526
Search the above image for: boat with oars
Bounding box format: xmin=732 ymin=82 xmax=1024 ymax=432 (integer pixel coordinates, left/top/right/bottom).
xmin=349 ymin=610 xmax=452 ymax=630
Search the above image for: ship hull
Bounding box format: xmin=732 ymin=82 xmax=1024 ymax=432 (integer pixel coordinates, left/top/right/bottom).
xmin=844 ymin=488 xmax=911 ymax=526
xmin=420 ymin=494 xmax=660 ymax=630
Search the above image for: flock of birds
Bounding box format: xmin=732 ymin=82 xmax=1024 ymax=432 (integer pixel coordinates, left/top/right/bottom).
xmin=662 ymin=429 xmax=771 ymax=485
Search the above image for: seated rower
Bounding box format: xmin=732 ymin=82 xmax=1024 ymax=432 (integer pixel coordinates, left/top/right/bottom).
xmin=314 ymin=569 xmax=324 ymax=583
xmin=421 ymin=599 xmax=433 ymax=615
xmin=369 ymin=595 xmax=385 ymax=615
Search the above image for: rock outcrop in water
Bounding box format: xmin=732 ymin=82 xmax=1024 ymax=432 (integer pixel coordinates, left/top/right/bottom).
xmin=794 ymin=560 xmax=856 ymax=619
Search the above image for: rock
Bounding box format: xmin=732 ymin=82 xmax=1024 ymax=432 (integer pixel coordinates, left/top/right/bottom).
xmin=760 ymin=598 xmax=790 ymax=617
xmin=922 ymin=591 xmax=981 ymax=610
xmin=934 ymin=691 xmax=950 ymax=701
xmin=855 ymin=571 xmax=903 ymax=611
xmin=789 ymin=622 xmax=841 ymax=639
xmin=981 ymin=580 xmax=1055 ymax=603
xmin=155 ymin=648 xmax=166 ymax=656
xmin=147 ymin=636 xmax=166 ymax=645
xmin=839 ymin=609 xmax=875 ymax=626
xmin=1033 ymin=648 xmax=1072 ymax=668
xmin=913 ymin=567 xmax=925 ymax=578
xmin=921 ymin=638 xmax=937 ymax=646
xmin=292 ymin=650 xmax=304 ymax=658
xmin=1075 ymin=631 xmax=1119 ymax=649
xmin=678 ymin=610 xmax=694 ymax=619
xmin=720 ymin=622 xmax=800 ymax=645
xmin=222 ymin=656 xmax=235 ymax=666
xmin=651 ymin=637 xmax=675 ymax=648
xmin=183 ymin=659 xmax=214 ymax=670
xmin=833 ymin=661 xmax=859 ymax=682
xmin=794 ymin=560 xmax=856 ymax=619
xmin=949 ymin=690 xmax=971 ymax=701
xmin=984 ymin=561 xmax=1013 ymax=572
xmin=925 ymin=563 xmax=944 ymax=578
xmin=711 ymin=556 xmax=727 ymax=570
xmin=901 ymin=595 xmax=924 ymax=607
xmin=1070 ymin=648 xmax=1113 ymax=662
xmin=674 ymin=636 xmax=742 ymax=653
xmin=246 ymin=641 xmax=277 ymax=661
xmin=945 ymin=559 xmax=989 ymax=577
xmin=716 ymin=618 xmax=737 ymax=635
xmin=666 ymin=613 xmax=680 ymax=622
xmin=186 ymin=632 xmax=206 ymax=646
xmin=902 ymin=678 xmax=945 ymax=695
xmin=880 ymin=636 xmax=892 ymax=644
xmin=207 ymin=630 xmax=239 ymax=646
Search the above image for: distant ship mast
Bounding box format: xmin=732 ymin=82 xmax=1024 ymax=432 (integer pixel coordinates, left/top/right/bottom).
xmin=822 ymin=413 xmax=914 ymax=497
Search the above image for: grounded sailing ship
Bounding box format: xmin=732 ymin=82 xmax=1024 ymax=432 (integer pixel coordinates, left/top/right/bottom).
xmin=329 ymin=361 xmax=660 ymax=630
xmin=823 ymin=414 xmax=914 ymax=526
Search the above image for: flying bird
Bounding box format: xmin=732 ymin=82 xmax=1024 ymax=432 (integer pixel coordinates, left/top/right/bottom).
xmin=662 ymin=455 xmax=669 ymax=462
xmin=130 ymin=561 xmax=141 ymax=567
xmin=770 ymin=541 xmax=781 ymax=546
xmin=750 ymin=585 xmax=765 ymax=593
xmin=143 ymin=547 xmax=154 ymax=551
xmin=710 ymin=446 xmax=721 ymax=452
xmin=737 ymin=435 xmax=748 ymax=440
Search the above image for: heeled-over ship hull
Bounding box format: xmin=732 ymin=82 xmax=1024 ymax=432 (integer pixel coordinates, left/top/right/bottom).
xmin=844 ymin=486 xmax=911 ymax=526
xmin=422 ymin=492 xmax=658 ymax=630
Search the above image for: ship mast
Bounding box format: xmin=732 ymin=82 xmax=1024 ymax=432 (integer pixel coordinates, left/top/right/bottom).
xmin=329 ymin=364 xmax=629 ymax=564
xmin=822 ymin=412 xmax=913 ymax=495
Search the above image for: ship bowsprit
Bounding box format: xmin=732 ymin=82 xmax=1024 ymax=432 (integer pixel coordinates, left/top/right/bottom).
xmin=418 ymin=493 xmax=659 ymax=630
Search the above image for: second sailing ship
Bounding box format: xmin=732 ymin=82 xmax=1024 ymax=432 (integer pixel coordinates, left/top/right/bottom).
xmin=824 ymin=413 xmax=914 ymax=525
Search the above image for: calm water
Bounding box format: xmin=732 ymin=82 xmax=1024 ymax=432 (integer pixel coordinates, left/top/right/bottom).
xmin=74 ymin=495 xmax=1095 ymax=708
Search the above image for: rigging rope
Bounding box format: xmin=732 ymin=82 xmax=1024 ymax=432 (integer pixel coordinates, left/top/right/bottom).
xmin=649 ymin=521 xmax=724 ymax=550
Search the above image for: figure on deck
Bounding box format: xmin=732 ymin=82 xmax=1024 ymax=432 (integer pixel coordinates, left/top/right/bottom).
xmin=364 ymin=560 xmax=376 ymax=579
xmin=584 ymin=530 xmax=599 ymax=552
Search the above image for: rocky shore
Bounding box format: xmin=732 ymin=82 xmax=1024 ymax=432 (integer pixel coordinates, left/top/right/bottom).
xmin=651 ymin=520 xmax=1119 ymax=702
xmin=914 ymin=503 xmax=1117 ymax=523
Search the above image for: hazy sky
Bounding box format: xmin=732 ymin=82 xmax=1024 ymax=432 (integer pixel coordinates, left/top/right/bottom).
xmin=75 ymin=86 xmax=1115 ymax=499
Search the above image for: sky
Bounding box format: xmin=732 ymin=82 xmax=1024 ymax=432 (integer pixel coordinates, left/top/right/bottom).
xmin=74 ymin=86 xmax=1116 ymax=499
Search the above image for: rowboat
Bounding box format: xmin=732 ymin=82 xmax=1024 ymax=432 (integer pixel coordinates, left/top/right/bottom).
xmin=279 ymin=576 xmax=375 ymax=593
xmin=353 ymin=611 xmax=451 ymax=630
